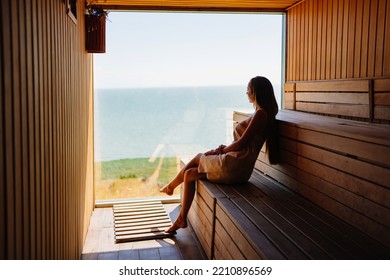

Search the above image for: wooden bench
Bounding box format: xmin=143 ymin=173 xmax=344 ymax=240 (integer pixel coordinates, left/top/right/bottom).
xmin=284 ymin=78 xmax=390 ymax=124
xmin=186 ymin=108 xmax=390 ymax=260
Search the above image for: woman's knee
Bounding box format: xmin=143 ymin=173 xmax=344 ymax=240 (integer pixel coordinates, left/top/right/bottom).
xmin=184 ymin=168 xmax=200 ymax=182
xmin=192 ymin=153 xmax=203 ymax=164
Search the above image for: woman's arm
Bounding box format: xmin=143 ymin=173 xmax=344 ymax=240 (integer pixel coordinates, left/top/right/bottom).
xmin=221 ymin=109 xmax=268 ymax=154
xmin=204 ymin=144 xmax=226 ymax=156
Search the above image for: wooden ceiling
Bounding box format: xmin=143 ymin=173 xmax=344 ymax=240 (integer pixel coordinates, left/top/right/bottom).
xmin=92 ymin=0 xmax=303 ymax=12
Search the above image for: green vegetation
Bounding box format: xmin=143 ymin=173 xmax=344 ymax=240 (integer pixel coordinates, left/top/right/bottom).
xmin=95 ymin=157 xmax=178 ymax=184
xmin=94 ymin=157 xmax=180 ymax=201
xmin=119 ymin=173 xmax=137 ymax=179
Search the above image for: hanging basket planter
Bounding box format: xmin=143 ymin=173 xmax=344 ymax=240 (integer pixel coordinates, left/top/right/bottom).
xmin=85 ymin=14 xmax=106 ymax=53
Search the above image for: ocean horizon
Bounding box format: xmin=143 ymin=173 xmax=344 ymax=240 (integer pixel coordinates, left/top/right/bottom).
xmin=94 ymin=85 xmax=281 ymax=162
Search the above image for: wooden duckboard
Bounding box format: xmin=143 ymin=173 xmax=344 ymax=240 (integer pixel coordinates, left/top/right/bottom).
xmin=113 ymin=200 xmax=175 ymax=243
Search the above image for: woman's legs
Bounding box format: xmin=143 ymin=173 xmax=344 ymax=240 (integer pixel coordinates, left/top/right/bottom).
xmin=160 ymin=153 xmax=203 ymax=196
xmin=165 ymin=167 xmax=206 ymax=233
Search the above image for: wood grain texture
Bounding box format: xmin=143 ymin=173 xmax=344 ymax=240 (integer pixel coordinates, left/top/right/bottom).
xmin=287 ymin=0 xmax=389 ymax=81
xmin=250 ymin=110 xmax=390 ymax=248
xmin=93 ymin=0 xmax=301 ymax=11
xmin=0 ymin=0 xmax=94 ymax=259
xmin=284 ymin=78 xmax=390 ymax=122
xmin=188 ymin=107 xmax=390 ymax=259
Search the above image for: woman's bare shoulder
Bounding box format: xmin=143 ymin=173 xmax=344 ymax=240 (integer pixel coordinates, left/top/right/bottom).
xmin=253 ymin=108 xmax=268 ymax=121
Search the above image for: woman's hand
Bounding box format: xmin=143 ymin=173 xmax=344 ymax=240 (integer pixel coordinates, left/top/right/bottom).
xmin=204 ymin=145 xmax=226 ymax=156
xmin=204 ymin=151 xmax=213 ymax=156
xmin=204 ymin=149 xmax=217 ymax=156
xmin=216 ymin=145 xmax=226 ymax=154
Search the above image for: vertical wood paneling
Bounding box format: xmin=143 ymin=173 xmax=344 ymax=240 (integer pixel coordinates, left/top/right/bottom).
xmin=312 ymin=0 xmax=318 ymax=79
xmin=286 ymin=0 xmax=390 ymax=104
xmin=3 ymin=0 xmax=16 ymax=260
xmin=51 ymin=0 xmax=59 ymax=259
xmin=384 ymin=0 xmax=390 ymax=76
xmin=346 ymin=0 xmax=356 ymax=78
xmin=19 ymin=0 xmax=30 ymax=259
xmin=321 ymin=0 xmax=327 ymax=79
xmin=360 ymin=0 xmax=370 ymax=77
xmin=32 ymin=0 xmax=40 ymax=259
xmin=1 ymin=0 xmax=94 ymax=259
xmin=36 ymin=0 xmax=44 ymax=259
xmin=303 ymin=3 xmax=308 ymax=80
xmin=307 ymin=0 xmax=313 ymax=80
xmin=289 ymin=7 xmax=295 ymax=81
xmin=341 ymin=0 xmax=349 ymax=78
xmin=353 ymin=0 xmax=363 ymax=78
xmin=0 ymin=0 xmax=6 ymax=261
xmin=41 ymin=0 xmax=47 ymax=258
xmin=300 ymin=3 xmax=305 ymax=80
xmin=335 ymin=0 xmax=343 ymax=78
xmin=324 ymin=0 xmax=333 ymax=79
xmin=329 ymin=0 xmax=337 ymax=79
xmin=11 ymin=0 xmax=24 ymax=260
xmin=26 ymin=0 xmax=37 ymax=260
xmin=294 ymin=5 xmax=300 ymax=80
xmin=285 ymin=0 xmax=390 ymax=122
xmin=316 ymin=0 xmax=322 ymax=80
xmin=375 ymin=0 xmax=386 ymax=77
xmin=367 ymin=0 xmax=378 ymax=77
xmin=46 ymin=0 xmax=53 ymax=259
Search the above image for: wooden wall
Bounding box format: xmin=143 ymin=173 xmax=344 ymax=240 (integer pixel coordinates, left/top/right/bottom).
xmin=275 ymin=0 xmax=390 ymax=248
xmin=285 ymin=0 xmax=390 ymax=122
xmin=286 ymin=0 xmax=390 ymax=81
xmin=0 ymin=0 xmax=95 ymax=259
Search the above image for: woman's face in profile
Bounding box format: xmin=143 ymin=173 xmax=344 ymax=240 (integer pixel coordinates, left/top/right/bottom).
xmin=247 ymin=83 xmax=255 ymax=104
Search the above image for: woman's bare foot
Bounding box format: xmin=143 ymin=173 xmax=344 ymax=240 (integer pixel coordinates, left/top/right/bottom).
xmin=165 ymin=216 xmax=187 ymax=233
xmin=159 ymin=184 xmax=174 ymax=196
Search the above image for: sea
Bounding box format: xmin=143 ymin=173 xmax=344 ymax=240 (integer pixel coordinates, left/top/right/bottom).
xmin=94 ymin=85 xmax=281 ymax=162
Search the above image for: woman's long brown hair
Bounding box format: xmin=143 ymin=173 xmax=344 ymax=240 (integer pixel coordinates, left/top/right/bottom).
xmin=249 ymin=76 xmax=279 ymax=165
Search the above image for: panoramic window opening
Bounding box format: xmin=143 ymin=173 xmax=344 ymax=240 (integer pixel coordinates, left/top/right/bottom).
xmin=94 ymin=11 xmax=284 ymax=203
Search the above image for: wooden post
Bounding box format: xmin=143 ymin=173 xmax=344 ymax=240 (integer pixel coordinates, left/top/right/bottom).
xmin=369 ymin=79 xmax=374 ymax=122
xmin=293 ymin=82 xmax=296 ymax=110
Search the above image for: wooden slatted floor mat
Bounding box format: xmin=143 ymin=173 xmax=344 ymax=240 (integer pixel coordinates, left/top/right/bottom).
xmin=113 ymin=200 xmax=175 ymax=243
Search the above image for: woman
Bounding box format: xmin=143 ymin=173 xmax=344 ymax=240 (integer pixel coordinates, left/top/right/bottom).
xmin=160 ymin=76 xmax=279 ymax=233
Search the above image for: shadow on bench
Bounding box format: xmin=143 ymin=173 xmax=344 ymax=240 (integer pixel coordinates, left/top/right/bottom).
xmin=190 ymin=172 xmax=389 ymax=260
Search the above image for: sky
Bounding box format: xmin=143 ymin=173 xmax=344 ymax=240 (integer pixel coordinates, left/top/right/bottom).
xmin=93 ymin=11 xmax=284 ymax=89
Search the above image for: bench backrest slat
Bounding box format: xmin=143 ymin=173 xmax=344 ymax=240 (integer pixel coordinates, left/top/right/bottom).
xmin=284 ymin=78 xmax=390 ymax=122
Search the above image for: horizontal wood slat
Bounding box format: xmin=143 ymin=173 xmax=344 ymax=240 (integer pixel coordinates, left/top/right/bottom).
xmin=374 ymin=79 xmax=390 ymax=92
xmin=375 ymin=94 xmax=390 ymax=106
xmin=296 ymin=103 xmax=369 ymax=118
xmin=375 ymin=107 xmax=390 ymax=120
xmin=93 ymin=0 xmax=301 ymax=11
xmin=284 ymin=78 xmax=390 ymax=122
xmin=295 ymin=80 xmax=369 ymax=92
xmin=296 ymin=92 xmax=369 ymax=104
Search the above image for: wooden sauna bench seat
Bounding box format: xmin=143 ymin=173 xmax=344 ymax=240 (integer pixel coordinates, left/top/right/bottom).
xmin=186 ymin=110 xmax=390 ymax=260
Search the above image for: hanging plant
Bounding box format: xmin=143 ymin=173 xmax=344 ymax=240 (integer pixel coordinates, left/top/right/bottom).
xmin=85 ymin=3 xmax=109 ymax=18
xmin=85 ymin=3 xmax=109 ymax=53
